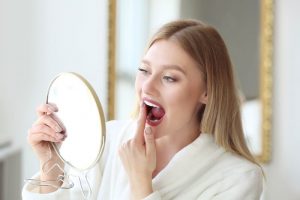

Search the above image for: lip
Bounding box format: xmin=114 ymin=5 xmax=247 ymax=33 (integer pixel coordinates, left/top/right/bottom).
xmin=142 ymin=97 xmax=165 ymax=127
xmin=142 ymin=97 xmax=164 ymax=110
xmin=146 ymin=117 xmax=163 ymax=126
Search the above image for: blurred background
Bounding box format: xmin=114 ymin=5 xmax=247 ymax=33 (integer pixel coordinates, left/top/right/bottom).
xmin=0 ymin=0 xmax=299 ymax=199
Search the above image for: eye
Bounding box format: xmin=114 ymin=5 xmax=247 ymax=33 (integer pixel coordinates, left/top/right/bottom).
xmin=138 ymin=67 xmax=148 ymax=75
xmin=163 ymin=76 xmax=176 ymax=82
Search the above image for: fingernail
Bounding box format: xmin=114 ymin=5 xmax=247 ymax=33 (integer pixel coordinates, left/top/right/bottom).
xmin=145 ymin=126 xmax=152 ymax=135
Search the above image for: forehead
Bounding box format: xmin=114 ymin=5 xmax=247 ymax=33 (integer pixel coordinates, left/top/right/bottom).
xmin=143 ymin=40 xmax=199 ymax=72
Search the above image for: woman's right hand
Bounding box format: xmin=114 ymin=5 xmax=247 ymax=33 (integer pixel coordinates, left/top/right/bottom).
xmin=27 ymin=103 xmax=66 ymax=163
xmin=27 ymin=104 xmax=66 ymax=192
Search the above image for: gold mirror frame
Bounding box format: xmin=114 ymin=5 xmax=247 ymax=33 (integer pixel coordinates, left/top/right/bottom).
xmin=107 ymin=0 xmax=116 ymax=120
xmin=259 ymin=0 xmax=274 ymax=163
xmin=107 ymin=0 xmax=273 ymax=163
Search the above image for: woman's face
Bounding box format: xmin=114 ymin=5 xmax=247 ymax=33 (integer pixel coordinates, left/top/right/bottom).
xmin=135 ymin=39 xmax=207 ymax=138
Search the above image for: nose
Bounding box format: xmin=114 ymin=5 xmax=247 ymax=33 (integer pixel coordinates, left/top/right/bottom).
xmin=142 ymin=75 xmax=159 ymax=97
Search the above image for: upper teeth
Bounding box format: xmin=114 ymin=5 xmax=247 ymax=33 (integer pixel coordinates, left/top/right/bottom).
xmin=144 ymin=100 xmax=159 ymax=108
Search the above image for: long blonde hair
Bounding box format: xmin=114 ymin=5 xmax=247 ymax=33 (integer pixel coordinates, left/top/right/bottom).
xmin=139 ymin=19 xmax=258 ymax=165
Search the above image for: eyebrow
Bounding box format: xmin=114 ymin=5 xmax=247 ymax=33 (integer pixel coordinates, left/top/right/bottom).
xmin=141 ymin=59 xmax=187 ymax=75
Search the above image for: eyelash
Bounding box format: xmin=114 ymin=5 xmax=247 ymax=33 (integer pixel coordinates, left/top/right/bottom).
xmin=138 ymin=67 xmax=177 ymax=83
xmin=138 ymin=68 xmax=148 ymax=74
xmin=163 ymin=76 xmax=176 ymax=82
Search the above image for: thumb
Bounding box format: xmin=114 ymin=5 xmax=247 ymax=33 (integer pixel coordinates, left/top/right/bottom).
xmin=144 ymin=126 xmax=156 ymax=158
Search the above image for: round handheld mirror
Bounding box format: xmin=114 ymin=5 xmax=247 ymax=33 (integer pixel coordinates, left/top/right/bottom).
xmin=46 ymin=72 xmax=105 ymax=171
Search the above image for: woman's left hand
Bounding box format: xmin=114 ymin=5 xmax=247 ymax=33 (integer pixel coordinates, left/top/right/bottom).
xmin=118 ymin=104 xmax=157 ymax=199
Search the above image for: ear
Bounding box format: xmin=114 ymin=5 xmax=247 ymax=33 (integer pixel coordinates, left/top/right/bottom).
xmin=199 ymin=91 xmax=208 ymax=104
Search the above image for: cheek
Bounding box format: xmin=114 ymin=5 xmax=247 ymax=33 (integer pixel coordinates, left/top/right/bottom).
xmin=166 ymin=86 xmax=194 ymax=107
xmin=135 ymin=75 xmax=143 ymax=95
xmin=167 ymin=84 xmax=202 ymax=112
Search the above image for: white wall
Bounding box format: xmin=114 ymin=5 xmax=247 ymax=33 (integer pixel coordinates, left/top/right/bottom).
xmin=0 ymin=0 xmax=33 ymax=145
xmin=263 ymin=0 xmax=300 ymax=199
xmin=0 ymin=0 xmax=109 ymax=184
xmin=148 ymin=0 xmax=181 ymax=36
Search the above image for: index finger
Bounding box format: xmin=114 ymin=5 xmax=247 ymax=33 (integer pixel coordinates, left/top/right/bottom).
xmin=36 ymin=103 xmax=58 ymax=117
xmin=133 ymin=103 xmax=147 ymax=144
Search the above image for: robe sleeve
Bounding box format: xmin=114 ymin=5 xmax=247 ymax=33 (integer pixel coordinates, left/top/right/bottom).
xmin=142 ymin=191 xmax=162 ymax=200
xmin=211 ymin=168 xmax=263 ymax=200
xmin=22 ymin=161 xmax=103 ymax=200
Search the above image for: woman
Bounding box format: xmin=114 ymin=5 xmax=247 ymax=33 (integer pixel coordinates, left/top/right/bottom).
xmin=23 ymin=19 xmax=263 ymax=199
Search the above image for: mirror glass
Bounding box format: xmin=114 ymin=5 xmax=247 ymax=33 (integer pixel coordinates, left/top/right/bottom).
xmin=109 ymin=0 xmax=273 ymax=162
xmin=47 ymin=72 xmax=106 ymax=171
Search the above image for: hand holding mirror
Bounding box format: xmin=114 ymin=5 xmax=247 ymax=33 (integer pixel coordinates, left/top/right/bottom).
xmin=26 ymin=72 xmax=106 ymax=198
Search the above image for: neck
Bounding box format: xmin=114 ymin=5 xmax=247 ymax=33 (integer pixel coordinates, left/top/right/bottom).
xmin=152 ymin=125 xmax=200 ymax=177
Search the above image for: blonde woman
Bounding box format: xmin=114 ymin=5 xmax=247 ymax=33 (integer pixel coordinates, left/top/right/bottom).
xmin=23 ymin=19 xmax=263 ymax=199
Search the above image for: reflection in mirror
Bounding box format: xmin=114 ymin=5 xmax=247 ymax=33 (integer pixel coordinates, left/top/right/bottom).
xmin=47 ymin=72 xmax=106 ymax=171
xmin=110 ymin=0 xmax=273 ymax=162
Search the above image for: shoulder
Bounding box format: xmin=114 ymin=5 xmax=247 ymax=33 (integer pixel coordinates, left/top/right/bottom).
xmin=199 ymin=134 xmax=263 ymax=196
xmin=104 ymin=119 xmax=136 ymax=147
xmin=105 ymin=119 xmax=135 ymax=137
xmin=199 ymin=134 xmax=261 ymax=172
xmin=219 ymin=153 xmax=263 ymax=185
xmin=98 ymin=119 xmax=136 ymax=165
xmin=210 ymin=141 xmax=263 ymax=183
xmin=219 ymin=151 xmax=262 ymax=175
xmin=106 ymin=119 xmax=134 ymax=132
xmin=200 ymin=133 xmax=262 ymax=176
xmin=212 ymin=158 xmax=263 ymax=199
xmin=212 ymin=149 xmax=263 ymax=198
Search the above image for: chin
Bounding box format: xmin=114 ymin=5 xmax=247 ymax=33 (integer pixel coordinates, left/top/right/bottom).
xmin=150 ymin=124 xmax=166 ymax=139
xmin=153 ymin=132 xmax=163 ymax=140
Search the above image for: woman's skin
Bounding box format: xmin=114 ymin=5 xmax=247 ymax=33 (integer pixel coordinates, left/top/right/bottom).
xmin=27 ymin=104 xmax=66 ymax=193
xmin=118 ymin=39 xmax=208 ymax=199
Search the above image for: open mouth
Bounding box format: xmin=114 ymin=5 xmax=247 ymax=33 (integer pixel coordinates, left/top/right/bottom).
xmin=144 ymin=99 xmax=165 ymax=126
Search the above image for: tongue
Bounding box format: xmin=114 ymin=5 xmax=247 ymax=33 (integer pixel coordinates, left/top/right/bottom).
xmin=151 ymin=107 xmax=165 ymax=119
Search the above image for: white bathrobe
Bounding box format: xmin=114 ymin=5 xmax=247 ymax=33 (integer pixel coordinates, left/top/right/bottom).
xmin=22 ymin=120 xmax=263 ymax=200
